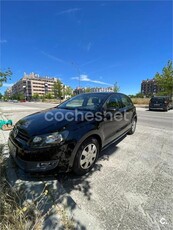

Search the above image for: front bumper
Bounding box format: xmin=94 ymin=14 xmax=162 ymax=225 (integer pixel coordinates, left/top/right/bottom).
xmin=11 ymin=154 xmax=59 ymax=172
xmin=8 ymin=138 xmax=61 ymax=172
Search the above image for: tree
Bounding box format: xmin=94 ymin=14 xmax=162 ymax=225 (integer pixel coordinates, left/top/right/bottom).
xmin=12 ymin=93 xmax=25 ymax=100
xmin=0 ymin=93 xmax=3 ymax=99
xmin=45 ymin=92 xmax=53 ymax=99
xmin=135 ymin=92 xmax=144 ymax=98
xmin=32 ymin=93 xmax=40 ymax=100
xmin=0 ymin=68 xmax=12 ymax=87
xmin=154 ymin=60 xmax=173 ymax=96
xmin=113 ymin=82 xmax=120 ymax=93
xmin=65 ymin=86 xmax=73 ymax=96
xmin=40 ymin=95 xmax=46 ymax=102
xmin=128 ymin=94 xmax=135 ymax=98
xmin=53 ymin=80 xmax=62 ymax=99
xmin=85 ymin=87 xmax=91 ymax=93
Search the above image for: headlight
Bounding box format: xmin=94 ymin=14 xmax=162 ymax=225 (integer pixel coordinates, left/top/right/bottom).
xmin=33 ymin=136 xmax=43 ymax=143
xmin=30 ymin=131 xmax=69 ymax=147
xmin=45 ymin=133 xmax=63 ymax=144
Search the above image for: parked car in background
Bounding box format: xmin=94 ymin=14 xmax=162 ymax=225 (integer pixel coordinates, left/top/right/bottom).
xmin=149 ymin=96 xmax=173 ymax=111
xmin=8 ymin=92 xmax=137 ymax=175
xmin=12 ymin=100 xmax=19 ymax=103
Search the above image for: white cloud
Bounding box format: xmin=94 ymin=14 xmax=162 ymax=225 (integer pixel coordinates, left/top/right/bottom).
xmin=81 ymin=57 xmax=102 ymax=67
xmin=57 ymin=8 xmax=81 ymax=15
xmin=42 ymin=51 xmax=67 ymax=64
xmin=0 ymin=39 xmax=7 ymax=43
xmin=2 ymin=83 xmax=14 ymax=87
xmin=72 ymin=74 xmax=112 ymax=86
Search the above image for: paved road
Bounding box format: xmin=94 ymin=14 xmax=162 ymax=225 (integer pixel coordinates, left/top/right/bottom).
xmin=0 ymin=101 xmax=56 ymax=111
xmin=137 ymin=108 xmax=173 ymax=131
xmin=1 ymin=102 xmax=173 ymax=130
xmin=1 ymin=102 xmax=173 ymax=229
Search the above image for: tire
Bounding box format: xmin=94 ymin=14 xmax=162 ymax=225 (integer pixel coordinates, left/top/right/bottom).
xmin=165 ymin=106 xmax=169 ymax=112
xmin=73 ymin=137 xmax=100 ymax=176
xmin=128 ymin=117 xmax=137 ymax=135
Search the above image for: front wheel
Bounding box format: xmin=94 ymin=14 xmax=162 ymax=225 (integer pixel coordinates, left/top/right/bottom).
xmin=128 ymin=117 xmax=137 ymax=135
xmin=73 ymin=137 xmax=100 ymax=176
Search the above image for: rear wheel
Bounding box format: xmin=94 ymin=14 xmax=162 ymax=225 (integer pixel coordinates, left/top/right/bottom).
xmin=128 ymin=117 xmax=137 ymax=135
xmin=73 ymin=137 xmax=100 ymax=175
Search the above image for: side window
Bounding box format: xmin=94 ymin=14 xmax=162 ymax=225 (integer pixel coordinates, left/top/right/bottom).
xmin=120 ymin=95 xmax=133 ymax=108
xmin=106 ymin=95 xmax=121 ymax=108
xmin=87 ymin=97 xmax=101 ymax=106
xmin=65 ymin=96 xmax=84 ymax=107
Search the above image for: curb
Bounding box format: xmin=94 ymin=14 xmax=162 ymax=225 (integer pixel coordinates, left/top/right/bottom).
xmin=134 ymin=105 xmax=149 ymax=108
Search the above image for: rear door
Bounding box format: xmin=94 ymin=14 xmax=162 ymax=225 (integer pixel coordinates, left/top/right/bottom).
xmin=119 ymin=94 xmax=134 ymax=131
xmin=102 ymin=94 xmax=124 ymax=145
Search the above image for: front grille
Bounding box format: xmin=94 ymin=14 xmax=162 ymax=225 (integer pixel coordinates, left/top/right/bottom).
xmin=18 ymin=129 xmax=30 ymax=142
xmin=13 ymin=127 xmax=30 ymax=142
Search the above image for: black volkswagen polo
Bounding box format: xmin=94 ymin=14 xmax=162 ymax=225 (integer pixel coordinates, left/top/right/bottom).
xmin=8 ymin=93 xmax=137 ymax=175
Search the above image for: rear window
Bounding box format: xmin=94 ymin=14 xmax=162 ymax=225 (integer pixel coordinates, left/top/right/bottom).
xmin=151 ymin=97 xmax=167 ymax=103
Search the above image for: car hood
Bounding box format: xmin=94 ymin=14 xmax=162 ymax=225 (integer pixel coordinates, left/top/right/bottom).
xmin=15 ymin=107 xmax=87 ymax=137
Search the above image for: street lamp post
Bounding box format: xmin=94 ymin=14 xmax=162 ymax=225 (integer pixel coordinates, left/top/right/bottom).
xmin=71 ymin=61 xmax=81 ymax=91
xmin=23 ymin=85 xmax=26 ymax=101
xmin=45 ymin=83 xmax=48 ymax=95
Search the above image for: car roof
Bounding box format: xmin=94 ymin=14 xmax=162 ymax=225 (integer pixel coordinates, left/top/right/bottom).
xmin=82 ymin=92 xmax=125 ymax=96
xmin=152 ymin=96 xmax=170 ymax=98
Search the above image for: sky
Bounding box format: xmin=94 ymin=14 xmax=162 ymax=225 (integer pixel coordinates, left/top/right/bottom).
xmin=0 ymin=0 xmax=172 ymax=95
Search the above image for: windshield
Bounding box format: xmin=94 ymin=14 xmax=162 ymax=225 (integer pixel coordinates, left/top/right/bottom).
xmin=58 ymin=93 xmax=108 ymax=111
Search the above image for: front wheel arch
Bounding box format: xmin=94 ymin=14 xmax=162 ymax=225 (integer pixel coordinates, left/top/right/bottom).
xmin=73 ymin=136 xmax=100 ymax=175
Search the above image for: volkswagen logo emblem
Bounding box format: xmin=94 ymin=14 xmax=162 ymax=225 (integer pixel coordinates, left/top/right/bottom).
xmin=13 ymin=128 xmax=18 ymax=138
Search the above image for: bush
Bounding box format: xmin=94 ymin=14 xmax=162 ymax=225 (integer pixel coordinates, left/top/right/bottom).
xmin=131 ymin=98 xmax=150 ymax=104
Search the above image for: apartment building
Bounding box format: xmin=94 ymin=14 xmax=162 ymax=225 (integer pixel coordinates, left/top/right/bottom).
xmin=90 ymin=87 xmax=114 ymax=93
xmin=141 ymin=78 xmax=160 ymax=96
xmin=74 ymin=86 xmax=114 ymax=95
xmin=11 ymin=72 xmax=58 ymax=100
xmin=4 ymin=87 xmax=12 ymax=98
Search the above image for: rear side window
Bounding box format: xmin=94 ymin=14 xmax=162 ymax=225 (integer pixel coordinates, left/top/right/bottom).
xmin=120 ymin=95 xmax=133 ymax=108
xmin=106 ymin=95 xmax=121 ymax=108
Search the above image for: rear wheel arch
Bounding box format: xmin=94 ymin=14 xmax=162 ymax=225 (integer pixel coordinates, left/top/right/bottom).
xmin=128 ymin=115 xmax=137 ymax=135
xmin=133 ymin=114 xmax=137 ymax=122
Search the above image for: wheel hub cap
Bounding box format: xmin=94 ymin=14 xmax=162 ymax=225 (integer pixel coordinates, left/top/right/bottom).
xmin=80 ymin=143 xmax=97 ymax=169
